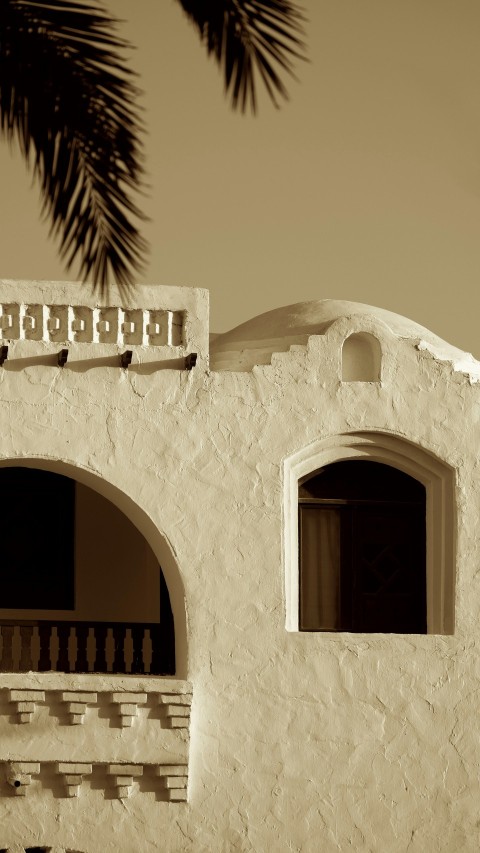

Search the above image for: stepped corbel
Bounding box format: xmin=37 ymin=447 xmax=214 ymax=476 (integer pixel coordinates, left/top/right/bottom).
xmin=60 ymin=691 xmax=97 ymax=724
xmin=157 ymin=691 xmax=192 ymax=729
xmin=56 ymin=762 xmax=92 ymax=797
xmin=8 ymin=689 xmax=45 ymax=723
xmin=5 ymin=761 xmax=40 ymax=796
xmin=110 ymin=692 xmax=147 ymax=727
xmin=156 ymin=764 xmax=188 ymax=801
xmin=107 ymin=763 xmax=143 ymax=799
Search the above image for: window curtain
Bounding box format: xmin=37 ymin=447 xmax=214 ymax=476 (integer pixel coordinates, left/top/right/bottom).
xmin=300 ymin=507 xmax=341 ymax=629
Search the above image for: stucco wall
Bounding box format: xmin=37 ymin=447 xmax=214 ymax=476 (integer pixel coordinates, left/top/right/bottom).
xmin=0 ymin=283 xmax=479 ymax=852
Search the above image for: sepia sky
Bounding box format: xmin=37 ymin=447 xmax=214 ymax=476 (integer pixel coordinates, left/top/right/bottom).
xmin=2 ymin=0 xmax=480 ymax=355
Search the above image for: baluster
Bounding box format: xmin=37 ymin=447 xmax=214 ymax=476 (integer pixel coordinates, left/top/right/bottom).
xmin=18 ymin=625 xmax=34 ymax=672
xmin=56 ymin=623 xmax=71 ymax=672
xmin=31 ymin=627 xmax=40 ymax=670
xmin=131 ymin=625 xmax=145 ymax=674
xmin=105 ymin=628 xmax=114 ymax=671
xmin=50 ymin=626 xmax=59 ymax=670
xmin=0 ymin=625 xmax=15 ymax=671
xmin=75 ymin=624 xmax=90 ymax=673
xmin=149 ymin=624 xmax=163 ymax=675
xmin=112 ymin=624 xmax=127 ymax=673
xmin=38 ymin=623 xmax=53 ymax=671
xmin=93 ymin=624 xmax=108 ymax=672
xmin=142 ymin=627 xmax=152 ymax=673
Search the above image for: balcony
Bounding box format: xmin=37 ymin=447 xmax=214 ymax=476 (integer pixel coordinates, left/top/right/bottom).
xmin=0 ymin=464 xmax=179 ymax=676
xmin=0 ymin=618 xmax=175 ymax=676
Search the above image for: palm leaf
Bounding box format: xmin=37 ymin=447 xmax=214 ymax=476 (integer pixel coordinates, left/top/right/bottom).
xmin=0 ymin=0 xmax=148 ymax=295
xmin=177 ymin=0 xmax=307 ymax=113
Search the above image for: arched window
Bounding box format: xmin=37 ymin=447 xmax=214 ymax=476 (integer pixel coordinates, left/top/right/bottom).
xmin=299 ymin=460 xmax=426 ymax=633
xmin=285 ymin=432 xmax=455 ymax=635
xmin=0 ymin=467 xmax=175 ymax=674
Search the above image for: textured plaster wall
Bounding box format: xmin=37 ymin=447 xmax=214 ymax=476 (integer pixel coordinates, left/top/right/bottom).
xmin=0 ymin=283 xmax=479 ymax=852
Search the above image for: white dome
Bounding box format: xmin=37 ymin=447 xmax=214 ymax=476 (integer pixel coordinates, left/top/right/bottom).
xmin=212 ymin=299 xmax=446 ymax=349
xmin=210 ymin=299 xmax=479 ymax=378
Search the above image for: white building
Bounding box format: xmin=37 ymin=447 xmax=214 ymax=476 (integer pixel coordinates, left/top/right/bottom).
xmin=0 ymin=280 xmax=478 ymax=852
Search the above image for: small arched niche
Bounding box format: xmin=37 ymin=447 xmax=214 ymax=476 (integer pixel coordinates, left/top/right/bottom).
xmin=342 ymin=332 xmax=381 ymax=382
xmin=0 ymin=466 xmax=176 ymax=676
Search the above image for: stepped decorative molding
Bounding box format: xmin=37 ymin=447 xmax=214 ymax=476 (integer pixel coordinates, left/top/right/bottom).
xmin=110 ymin=692 xmax=147 ymax=727
xmin=8 ymin=690 xmax=45 ymax=724
xmin=1 ymin=761 xmax=188 ymax=801
xmin=4 ymin=686 xmax=193 ymax=727
xmin=60 ymin=692 xmax=97 ymax=725
xmin=56 ymin=762 xmax=92 ymax=798
xmin=158 ymin=691 xmax=192 ymax=729
xmin=4 ymin=762 xmax=39 ymax=796
xmin=1 ymin=680 xmax=192 ymax=802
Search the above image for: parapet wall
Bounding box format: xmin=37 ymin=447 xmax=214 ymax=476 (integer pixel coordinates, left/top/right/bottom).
xmin=0 ymin=280 xmax=210 ymax=367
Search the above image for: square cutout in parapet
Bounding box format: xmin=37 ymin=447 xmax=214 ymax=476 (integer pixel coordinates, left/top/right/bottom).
xmin=24 ymin=304 xmax=44 ymax=341
xmin=146 ymin=310 xmax=169 ymax=346
xmin=47 ymin=305 xmax=69 ymax=343
xmin=122 ymin=309 xmax=144 ymax=345
xmin=96 ymin=307 xmax=119 ymax=344
xmin=71 ymin=306 xmax=94 ymax=343
xmin=0 ymin=303 xmax=20 ymax=340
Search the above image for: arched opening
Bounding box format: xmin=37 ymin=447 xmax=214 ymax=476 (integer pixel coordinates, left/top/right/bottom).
xmin=0 ymin=465 xmax=179 ymax=675
xmin=299 ymin=460 xmax=426 ymax=633
xmin=341 ymin=332 xmax=381 ymax=381
xmin=284 ymin=432 xmax=456 ymax=634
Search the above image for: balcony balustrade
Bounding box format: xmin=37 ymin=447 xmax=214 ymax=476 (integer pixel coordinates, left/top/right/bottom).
xmin=0 ymin=620 xmax=175 ymax=675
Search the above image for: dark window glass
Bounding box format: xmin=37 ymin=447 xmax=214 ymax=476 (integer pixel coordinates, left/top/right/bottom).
xmin=299 ymin=461 xmax=426 ymax=634
xmin=0 ymin=467 xmax=75 ymax=609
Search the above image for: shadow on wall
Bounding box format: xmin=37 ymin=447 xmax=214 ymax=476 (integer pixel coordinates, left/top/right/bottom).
xmin=0 ymin=848 xmax=85 ymax=852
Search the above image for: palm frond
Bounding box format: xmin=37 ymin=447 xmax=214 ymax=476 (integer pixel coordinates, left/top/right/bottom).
xmin=0 ymin=0 xmax=148 ymax=295
xmin=177 ymin=0 xmax=307 ymax=113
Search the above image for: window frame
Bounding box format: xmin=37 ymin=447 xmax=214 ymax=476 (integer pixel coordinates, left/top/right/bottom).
xmin=284 ymin=432 xmax=456 ymax=635
xmin=298 ymin=489 xmax=427 ymax=634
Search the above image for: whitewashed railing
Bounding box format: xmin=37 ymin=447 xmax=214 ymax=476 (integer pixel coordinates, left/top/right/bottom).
xmin=0 ymin=620 xmax=175 ymax=675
